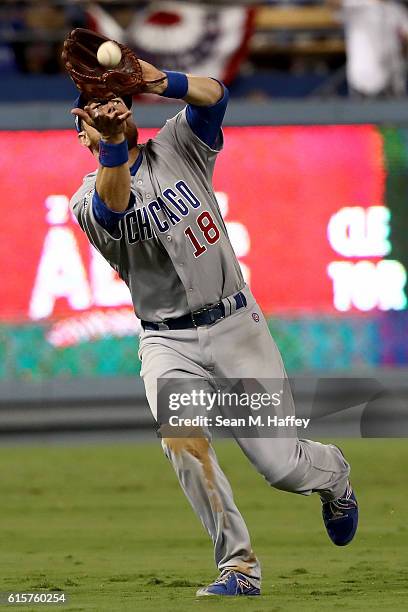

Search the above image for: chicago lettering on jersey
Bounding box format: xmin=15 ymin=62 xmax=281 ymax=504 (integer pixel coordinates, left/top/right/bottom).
xmin=123 ymin=180 xmax=201 ymax=245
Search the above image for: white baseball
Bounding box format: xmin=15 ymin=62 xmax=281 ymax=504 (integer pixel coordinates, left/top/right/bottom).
xmin=97 ymin=41 xmax=122 ymax=68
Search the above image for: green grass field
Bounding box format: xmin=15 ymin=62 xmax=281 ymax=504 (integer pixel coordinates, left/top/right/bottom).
xmin=0 ymin=439 xmax=407 ymax=611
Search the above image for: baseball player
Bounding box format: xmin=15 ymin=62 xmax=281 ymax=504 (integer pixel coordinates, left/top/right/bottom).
xmin=65 ymin=29 xmax=359 ymax=597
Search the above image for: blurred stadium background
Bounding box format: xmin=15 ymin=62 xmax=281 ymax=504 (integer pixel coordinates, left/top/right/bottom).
xmin=0 ymin=0 xmax=408 ymax=436
xmin=1 ymin=0 xmax=408 ymax=435
xmin=1 ymin=2 xmax=408 ymax=610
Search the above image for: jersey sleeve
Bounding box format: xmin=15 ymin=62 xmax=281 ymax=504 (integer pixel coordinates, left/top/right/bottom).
xmin=69 ymin=173 xmax=126 ymax=278
xmin=92 ymin=189 xmax=135 ymax=235
xmin=185 ymin=84 xmax=229 ymax=149
xmin=154 ymin=84 xmax=228 ymax=172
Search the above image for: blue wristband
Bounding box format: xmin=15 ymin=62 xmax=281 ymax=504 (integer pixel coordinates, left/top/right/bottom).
xmin=162 ymin=71 xmax=189 ymax=99
xmin=99 ymin=139 xmax=129 ymax=168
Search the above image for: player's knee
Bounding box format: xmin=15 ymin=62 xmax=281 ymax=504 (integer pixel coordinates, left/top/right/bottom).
xmin=253 ymin=442 xmax=302 ymax=488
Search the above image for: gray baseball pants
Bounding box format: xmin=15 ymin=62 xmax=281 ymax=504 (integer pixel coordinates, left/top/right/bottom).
xmin=139 ymin=285 xmax=350 ymax=585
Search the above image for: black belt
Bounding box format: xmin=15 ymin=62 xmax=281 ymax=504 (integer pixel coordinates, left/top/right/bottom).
xmin=141 ymin=291 xmax=247 ymax=331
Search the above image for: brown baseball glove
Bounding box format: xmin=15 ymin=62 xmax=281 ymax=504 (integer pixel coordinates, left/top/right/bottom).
xmin=62 ymin=28 xmax=166 ymax=99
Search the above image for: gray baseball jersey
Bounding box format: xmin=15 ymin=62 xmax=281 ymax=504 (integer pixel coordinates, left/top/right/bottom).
xmin=70 ymin=107 xmax=244 ymax=322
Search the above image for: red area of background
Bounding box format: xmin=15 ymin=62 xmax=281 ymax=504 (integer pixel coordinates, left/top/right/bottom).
xmin=214 ymin=125 xmax=385 ymax=313
xmin=0 ymin=125 xmax=385 ymax=321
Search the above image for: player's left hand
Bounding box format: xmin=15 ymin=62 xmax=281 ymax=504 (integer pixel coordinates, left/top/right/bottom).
xmin=137 ymin=59 xmax=168 ymax=94
xmin=62 ymin=28 xmax=167 ymax=99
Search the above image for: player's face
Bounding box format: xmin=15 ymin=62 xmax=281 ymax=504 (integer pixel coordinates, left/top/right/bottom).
xmin=78 ymin=96 xmax=138 ymax=153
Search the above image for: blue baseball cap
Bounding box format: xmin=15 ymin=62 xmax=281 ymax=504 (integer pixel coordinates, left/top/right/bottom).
xmin=73 ymin=93 xmax=133 ymax=132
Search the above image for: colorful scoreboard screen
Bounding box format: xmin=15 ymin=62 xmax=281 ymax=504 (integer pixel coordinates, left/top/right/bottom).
xmin=1 ymin=124 xmax=407 ymax=378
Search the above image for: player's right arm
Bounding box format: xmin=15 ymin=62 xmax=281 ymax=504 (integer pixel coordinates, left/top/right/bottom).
xmin=150 ymin=69 xmax=229 ymax=151
xmin=133 ymin=59 xmax=229 ymax=151
xmin=72 ymin=99 xmax=132 ymax=214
